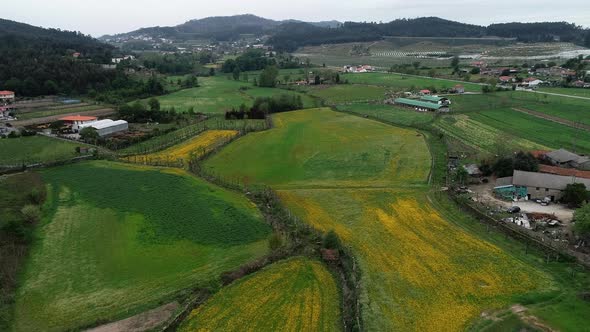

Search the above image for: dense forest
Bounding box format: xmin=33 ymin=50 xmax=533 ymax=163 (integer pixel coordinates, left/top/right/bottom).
xmin=0 ymin=19 xmax=126 ymax=97
xmin=268 ymin=18 xmax=590 ymax=51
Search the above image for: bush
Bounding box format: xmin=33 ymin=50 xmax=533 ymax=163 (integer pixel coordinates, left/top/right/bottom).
xmin=574 ymin=203 xmax=590 ymax=238
xmin=323 ymin=230 xmax=341 ymax=250
xmin=268 ymin=233 xmax=283 ymax=251
xmin=21 ymin=205 xmax=41 ymax=224
xmin=562 ymin=183 xmax=589 ymax=208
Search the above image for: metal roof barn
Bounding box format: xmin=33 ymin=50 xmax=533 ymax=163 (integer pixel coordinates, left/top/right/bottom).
xmin=78 ymin=119 xmax=128 ymax=137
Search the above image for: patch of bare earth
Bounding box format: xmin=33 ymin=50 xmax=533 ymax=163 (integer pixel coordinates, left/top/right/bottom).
xmin=85 ymin=302 xmax=179 ymax=332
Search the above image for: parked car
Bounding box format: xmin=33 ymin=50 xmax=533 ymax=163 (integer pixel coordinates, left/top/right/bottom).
xmin=507 ymin=206 xmax=521 ymax=214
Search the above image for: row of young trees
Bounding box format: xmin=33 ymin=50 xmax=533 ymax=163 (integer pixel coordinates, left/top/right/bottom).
xmin=225 ymin=94 xmax=304 ymax=119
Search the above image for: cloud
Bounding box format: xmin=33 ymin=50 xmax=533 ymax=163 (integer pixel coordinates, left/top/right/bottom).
xmin=2 ymin=0 xmax=588 ymax=36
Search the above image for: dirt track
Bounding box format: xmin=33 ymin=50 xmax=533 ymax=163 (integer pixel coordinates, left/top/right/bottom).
xmin=85 ymin=302 xmax=179 ymax=332
xmin=10 ymin=108 xmax=115 ymax=127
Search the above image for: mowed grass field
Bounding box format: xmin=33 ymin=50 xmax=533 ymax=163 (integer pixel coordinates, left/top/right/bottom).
xmin=123 ymin=130 xmax=238 ymax=165
xmin=341 ymin=72 xmax=482 ymax=92
xmin=151 ymin=76 xmax=316 ymax=114
xmin=205 ymin=108 xmax=431 ymax=189
xmin=0 ymin=135 xmax=85 ymax=165
xmin=204 ymin=108 xmax=550 ymax=330
xmin=336 ymin=103 xmax=435 ymax=127
xmin=14 ymin=161 xmax=271 ymax=331
xmin=179 ymin=258 xmax=341 ymax=332
xmin=304 ymin=84 xmax=388 ymax=104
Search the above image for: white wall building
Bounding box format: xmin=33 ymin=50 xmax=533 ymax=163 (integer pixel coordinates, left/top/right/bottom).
xmin=78 ymin=119 xmax=128 ymax=137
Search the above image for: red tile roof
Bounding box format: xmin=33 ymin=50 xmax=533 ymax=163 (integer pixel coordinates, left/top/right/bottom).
xmin=59 ymin=115 xmax=98 ymax=122
xmin=499 ymin=76 xmax=511 ymax=81
xmin=0 ymin=90 xmax=14 ymax=95
xmin=539 ymin=164 xmax=590 ymax=180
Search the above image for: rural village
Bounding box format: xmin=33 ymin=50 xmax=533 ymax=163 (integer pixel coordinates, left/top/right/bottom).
xmin=1 ymin=7 xmax=590 ymax=332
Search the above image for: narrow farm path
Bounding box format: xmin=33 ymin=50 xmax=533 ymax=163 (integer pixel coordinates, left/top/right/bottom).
xmin=85 ymin=302 xmax=179 ymax=332
xmin=525 ymin=89 xmax=590 ymax=101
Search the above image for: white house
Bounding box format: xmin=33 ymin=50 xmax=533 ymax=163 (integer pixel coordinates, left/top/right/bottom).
xmin=0 ymin=90 xmax=15 ymax=104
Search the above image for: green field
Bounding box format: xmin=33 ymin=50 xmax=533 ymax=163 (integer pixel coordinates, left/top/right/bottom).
xmin=538 ymin=87 xmax=590 ymax=98
xmin=205 ymin=108 xmax=431 ymax=189
xmin=179 ymin=257 xmax=341 ymax=331
xmin=16 ymin=104 xmax=107 ymax=120
xmin=13 ymin=161 xmax=271 ymax=331
xmin=0 ymin=136 xmax=85 ymax=165
xmin=336 ymin=103 xmax=436 ymax=127
xmin=304 ymin=84 xmax=387 ymax=104
xmin=341 ymin=72 xmax=482 ymax=92
xmin=150 ymin=76 xmax=317 ymax=114
xmin=204 ymin=108 xmax=558 ymax=330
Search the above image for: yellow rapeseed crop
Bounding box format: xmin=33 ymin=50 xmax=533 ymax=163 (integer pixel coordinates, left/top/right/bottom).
xmin=124 ymin=130 xmax=238 ymax=166
xmin=279 ymin=190 xmax=546 ymax=331
xmin=178 ymin=257 xmax=340 ymax=332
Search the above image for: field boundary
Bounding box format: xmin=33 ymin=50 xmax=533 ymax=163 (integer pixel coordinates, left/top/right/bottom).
xmin=512 ymin=107 xmax=590 ymax=131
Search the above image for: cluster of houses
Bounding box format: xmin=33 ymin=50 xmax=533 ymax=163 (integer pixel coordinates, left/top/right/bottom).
xmin=0 ymin=90 xmax=15 ymax=120
xmin=59 ymin=115 xmax=128 ymax=137
xmin=493 ymin=149 xmax=590 ymax=202
xmin=472 ymin=61 xmax=587 ymax=89
xmin=342 ymin=65 xmax=375 ymax=73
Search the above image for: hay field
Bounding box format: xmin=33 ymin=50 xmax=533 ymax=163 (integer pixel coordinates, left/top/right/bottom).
xmin=179 ymin=258 xmax=340 ymax=332
xmin=13 ymin=161 xmax=271 ymax=331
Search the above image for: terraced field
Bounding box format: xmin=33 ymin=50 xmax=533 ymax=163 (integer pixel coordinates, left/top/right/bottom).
xmin=13 ymin=161 xmax=271 ymax=331
xmin=179 ymin=258 xmax=340 ymax=332
xmin=123 ymin=130 xmax=238 ymax=166
xmin=204 ymin=108 xmax=550 ymax=330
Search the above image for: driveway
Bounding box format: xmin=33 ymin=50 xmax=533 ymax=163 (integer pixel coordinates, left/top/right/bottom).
xmin=469 ymin=181 xmax=574 ymax=222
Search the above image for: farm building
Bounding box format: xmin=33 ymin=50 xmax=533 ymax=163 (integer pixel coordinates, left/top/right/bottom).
xmin=496 ymin=170 xmax=590 ymax=202
xmin=0 ymin=90 xmax=15 ymax=104
xmin=545 ymin=149 xmax=590 ymax=170
xmin=59 ymin=115 xmax=98 ymax=132
xmin=419 ymin=89 xmax=431 ymax=95
xmin=78 ymin=119 xmax=128 ymax=137
xmin=0 ymin=106 xmax=13 ymax=119
xmin=420 ymin=95 xmax=451 ymax=106
xmin=452 ymin=85 xmax=465 ymax=94
xmin=539 ymin=164 xmax=590 ymax=179
xmin=394 ymin=98 xmax=448 ymax=112
xmin=522 ymin=77 xmax=543 ymax=87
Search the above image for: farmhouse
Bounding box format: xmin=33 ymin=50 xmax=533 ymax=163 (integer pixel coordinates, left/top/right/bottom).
xmin=545 ymin=148 xmax=590 ymax=170
xmin=495 ymin=170 xmax=590 ymax=202
xmin=0 ymin=90 xmax=15 ymax=104
xmin=419 ymin=89 xmax=431 ymax=95
xmin=59 ymin=115 xmax=98 ymax=132
xmin=0 ymin=106 xmax=12 ymax=119
xmin=394 ymin=98 xmax=448 ymax=112
xmin=78 ymin=119 xmax=128 ymax=137
xmin=452 ymin=84 xmax=465 ymax=94
xmin=539 ymin=164 xmax=590 ymax=179
xmin=522 ymin=77 xmax=543 ymax=87
xmin=498 ymin=76 xmax=513 ymax=84
xmin=343 ymin=65 xmax=374 ymax=73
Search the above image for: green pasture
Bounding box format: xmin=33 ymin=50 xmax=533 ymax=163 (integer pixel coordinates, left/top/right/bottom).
xmin=204 ymin=108 xmax=431 ymax=189
xmin=341 ymin=72 xmax=482 ymax=92
xmin=150 ymin=76 xmax=316 ymax=114
xmin=13 ymin=161 xmax=270 ymax=331
xmin=0 ymin=136 xmax=85 ymax=165
xmin=304 ymin=84 xmax=388 ymax=104
xmin=336 ymin=103 xmax=436 ymax=127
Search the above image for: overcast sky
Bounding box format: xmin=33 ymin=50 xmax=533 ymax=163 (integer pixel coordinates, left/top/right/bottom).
xmin=3 ymin=0 xmax=589 ymax=37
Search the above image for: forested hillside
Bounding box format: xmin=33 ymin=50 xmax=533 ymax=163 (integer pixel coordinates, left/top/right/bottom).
xmin=0 ymin=19 xmax=122 ymax=96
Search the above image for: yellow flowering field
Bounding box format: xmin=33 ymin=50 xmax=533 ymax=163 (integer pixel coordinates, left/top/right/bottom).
xmin=178 ymin=257 xmax=341 ymax=332
xmin=124 ymin=130 xmax=238 ymax=166
xmin=278 ymin=189 xmax=548 ymax=331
